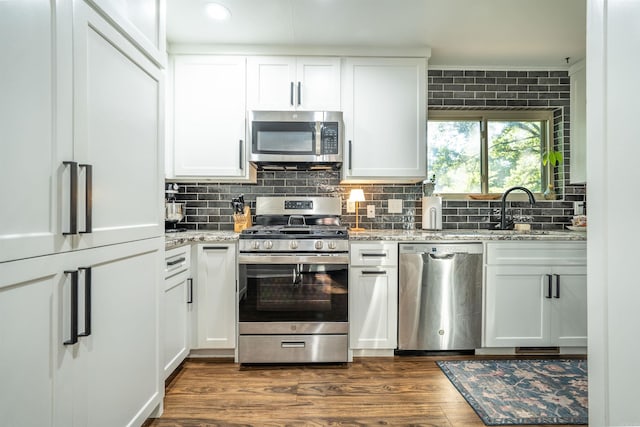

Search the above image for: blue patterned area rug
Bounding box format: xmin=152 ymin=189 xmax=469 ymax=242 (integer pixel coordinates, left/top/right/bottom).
xmin=437 ymin=359 xmax=588 ymax=425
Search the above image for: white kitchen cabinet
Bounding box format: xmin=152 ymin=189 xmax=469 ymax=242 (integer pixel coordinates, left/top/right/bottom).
xmin=163 ymin=245 xmax=192 ymax=379
xmin=247 ymin=56 xmax=341 ymax=111
xmin=84 ymin=0 xmax=166 ymax=66
xmin=169 ymin=55 xmax=256 ymax=181
xmin=0 ymin=0 xmax=164 ymax=263
xmin=0 ymin=254 xmax=63 ymax=427
xmin=0 ymin=0 xmax=71 ymax=263
xmin=349 ymin=242 xmax=398 ymax=350
xmin=341 ymin=57 xmax=427 ymax=183
xmin=569 ymin=60 xmax=586 ymax=184
xmin=484 ymin=242 xmax=587 ymax=348
xmin=193 ymin=243 xmax=237 ymax=349
xmin=0 ymin=238 xmax=163 ymax=427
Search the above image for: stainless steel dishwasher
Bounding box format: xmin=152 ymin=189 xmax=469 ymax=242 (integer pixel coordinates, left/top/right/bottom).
xmin=398 ymin=243 xmax=483 ymax=351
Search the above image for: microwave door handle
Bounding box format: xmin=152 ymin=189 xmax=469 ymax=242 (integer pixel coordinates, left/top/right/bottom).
xmin=316 ymin=122 xmax=322 ymax=156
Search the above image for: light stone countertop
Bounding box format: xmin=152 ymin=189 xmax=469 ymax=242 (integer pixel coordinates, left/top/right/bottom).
xmin=347 ymin=229 xmax=587 ymax=242
xmin=165 ymin=230 xmax=239 ymax=249
xmin=165 ymin=228 xmax=586 ymax=249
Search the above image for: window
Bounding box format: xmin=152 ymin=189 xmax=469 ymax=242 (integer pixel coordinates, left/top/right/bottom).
xmin=427 ymin=111 xmax=553 ymax=194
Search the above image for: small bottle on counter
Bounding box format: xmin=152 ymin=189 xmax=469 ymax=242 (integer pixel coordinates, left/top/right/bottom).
xmin=543 ymin=184 xmax=556 ymax=200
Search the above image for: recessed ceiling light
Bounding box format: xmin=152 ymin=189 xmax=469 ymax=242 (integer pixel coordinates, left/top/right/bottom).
xmin=205 ymin=2 xmax=231 ymax=21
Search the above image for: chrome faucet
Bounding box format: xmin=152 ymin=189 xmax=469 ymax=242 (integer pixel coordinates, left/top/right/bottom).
xmin=498 ymin=186 xmax=536 ymax=230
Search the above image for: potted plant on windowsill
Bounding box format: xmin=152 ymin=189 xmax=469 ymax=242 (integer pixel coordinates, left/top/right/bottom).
xmin=542 ymin=150 xmax=563 ymax=200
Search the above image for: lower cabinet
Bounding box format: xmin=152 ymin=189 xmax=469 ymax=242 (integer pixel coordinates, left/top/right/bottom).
xmin=163 ymin=245 xmax=192 ymax=379
xmin=484 ymin=242 xmax=587 ymax=348
xmin=193 ymin=243 xmax=237 ymax=349
xmin=0 ymin=238 xmax=163 ymax=427
xmin=349 ymin=242 xmax=398 ymax=350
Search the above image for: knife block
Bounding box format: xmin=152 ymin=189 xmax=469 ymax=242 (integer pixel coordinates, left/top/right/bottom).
xmin=233 ymin=206 xmax=252 ymax=232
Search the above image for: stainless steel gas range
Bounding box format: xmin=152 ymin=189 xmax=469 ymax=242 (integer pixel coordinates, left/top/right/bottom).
xmin=237 ymin=196 xmax=349 ymax=364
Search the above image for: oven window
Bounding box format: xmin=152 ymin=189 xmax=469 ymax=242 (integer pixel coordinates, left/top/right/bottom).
xmin=239 ymin=263 xmax=348 ymax=322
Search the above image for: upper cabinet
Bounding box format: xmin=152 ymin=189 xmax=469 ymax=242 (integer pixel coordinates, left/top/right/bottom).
xmin=84 ymin=0 xmax=166 ymax=66
xmin=569 ymin=60 xmax=586 ymax=184
xmin=168 ymin=55 xmax=256 ymax=181
xmin=341 ymin=57 xmax=427 ymax=183
xmin=247 ymin=56 xmax=341 ymax=111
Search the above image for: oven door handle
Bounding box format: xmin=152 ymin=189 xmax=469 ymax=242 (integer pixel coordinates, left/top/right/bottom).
xmin=238 ymin=254 xmax=349 ymax=265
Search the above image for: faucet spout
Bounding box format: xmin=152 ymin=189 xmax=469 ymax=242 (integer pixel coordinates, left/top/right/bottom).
xmin=499 ymin=186 xmax=536 ymax=230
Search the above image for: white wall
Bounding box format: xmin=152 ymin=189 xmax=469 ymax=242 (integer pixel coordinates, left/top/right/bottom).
xmin=587 ymin=0 xmax=640 ymax=425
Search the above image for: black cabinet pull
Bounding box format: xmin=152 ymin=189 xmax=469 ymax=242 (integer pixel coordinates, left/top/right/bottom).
xmin=239 ymin=140 xmax=244 ymax=170
xmin=554 ymin=274 xmax=561 ymax=298
xmin=362 ymin=253 xmax=386 ymax=258
xmin=78 ymin=267 xmax=92 ymax=337
xmin=63 ymin=161 xmax=78 ymax=235
xmin=187 ymin=278 xmax=193 ymax=304
xmin=63 ymin=270 xmax=79 ymax=345
xmin=348 ymin=140 xmax=353 ymax=171
xmin=203 ymin=246 xmax=228 ymax=251
xmin=290 ymin=81 xmax=294 ymax=105
xmin=545 ymin=274 xmax=553 ymax=298
xmin=167 ymin=257 xmax=186 ymax=267
xmin=79 ymin=164 xmax=92 ymax=233
xmin=361 ymin=270 xmax=387 ymax=275
xmin=297 ymin=81 xmax=301 ymax=106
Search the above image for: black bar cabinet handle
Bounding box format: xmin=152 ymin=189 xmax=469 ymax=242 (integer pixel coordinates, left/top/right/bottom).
xmin=239 ymin=140 xmax=244 ymax=170
xmin=362 ymin=253 xmax=387 ymax=258
xmin=187 ymin=278 xmax=193 ymax=304
xmin=167 ymin=257 xmax=186 ymax=267
xmin=64 ymin=270 xmax=79 ymax=345
xmin=63 ymin=161 xmax=78 ymax=235
xmin=79 ymin=164 xmax=92 ymax=234
xmin=554 ymin=274 xmax=561 ymax=298
xmin=203 ymin=246 xmax=228 ymax=250
xmin=348 ymin=140 xmax=353 ymax=171
xmin=362 ymin=270 xmax=387 ymax=275
xmin=78 ymin=267 xmax=92 ymax=337
xmin=297 ymin=81 xmax=301 ymax=106
xmin=290 ymin=82 xmax=294 ymax=105
xmin=545 ymin=274 xmax=553 ymax=298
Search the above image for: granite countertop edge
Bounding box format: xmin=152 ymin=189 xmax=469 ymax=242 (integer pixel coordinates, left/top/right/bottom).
xmin=165 ymin=229 xmax=586 ymax=249
xmin=347 ymin=229 xmax=587 ymax=242
xmin=165 ymin=231 xmax=240 ymax=249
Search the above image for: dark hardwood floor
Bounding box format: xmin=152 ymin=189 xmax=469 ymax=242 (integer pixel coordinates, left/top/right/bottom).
xmin=145 ymin=356 xmax=584 ymax=426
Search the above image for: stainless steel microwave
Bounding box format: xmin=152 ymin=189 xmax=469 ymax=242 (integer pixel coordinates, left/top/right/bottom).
xmin=249 ymin=111 xmax=343 ymax=169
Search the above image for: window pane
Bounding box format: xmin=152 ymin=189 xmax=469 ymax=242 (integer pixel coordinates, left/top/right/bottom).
xmin=487 ymin=121 xmax=543 ymax=193
xmin=427 ymin=120 xmax=481 ymax=193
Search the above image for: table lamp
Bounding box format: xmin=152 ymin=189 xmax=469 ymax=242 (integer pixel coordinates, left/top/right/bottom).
xmin=348 ymin=189 xmax=365 ymax=231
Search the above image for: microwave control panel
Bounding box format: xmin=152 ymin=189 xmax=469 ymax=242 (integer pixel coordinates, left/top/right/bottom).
xmin=321 ymin=123 xmax=339 ymax=154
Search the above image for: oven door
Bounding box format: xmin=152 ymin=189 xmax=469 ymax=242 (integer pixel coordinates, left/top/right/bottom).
xmin=238 ymin=253 xmax=348 ymax=327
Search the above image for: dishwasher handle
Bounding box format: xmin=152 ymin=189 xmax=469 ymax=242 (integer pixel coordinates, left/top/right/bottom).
xmin=427 ymin=252 xmax=456 ymax=260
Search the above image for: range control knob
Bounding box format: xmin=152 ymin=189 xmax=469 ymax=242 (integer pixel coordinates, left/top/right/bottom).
xmin=314 ymin=240 xmax=324 ymax=250
xmin=327 ymin=241 xmax=337 ymax=250
xmin=289 ymin=240 xmax=299 ymax=250
xmin=251 ymin=241 xmax=260 ymax=250
xmin=264 ymin=240 xmax=273 ymax=250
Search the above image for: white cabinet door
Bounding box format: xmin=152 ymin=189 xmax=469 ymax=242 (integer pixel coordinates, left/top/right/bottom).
xmin=72 ymin=2 xmax=164 ymax=249
xmin=195 ymin=244 xmax=237 ymax=349
xmin=85 ymin=0 xmax=165 ymax=65
xmin=171 ymin=55 xmax=253 ymax=179
xmin=569 ymin=61 xmax=586 ymax=184
xmin=247 ymin=56 xmax=340 ymax=111
xmin=56 ymin=239 xmax=163 ymax=427
xmin=349 ymin=267 xmax=398 ymax=349
xmin=342 ymin=57 xmax=426 ymax=183
xmin=484 ymin=265 xmax=550 ymax=347
xmin=550 ymin=266 xmax=588 ymax=346
xmin=0 ymin=0 xmax=71 ymax=263
xmin=0 ymin=255 xmax=64 ymax=427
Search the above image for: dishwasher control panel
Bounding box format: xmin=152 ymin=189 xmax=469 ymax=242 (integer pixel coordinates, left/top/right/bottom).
xmin=399 ymin=243 xmax=483 ymax=255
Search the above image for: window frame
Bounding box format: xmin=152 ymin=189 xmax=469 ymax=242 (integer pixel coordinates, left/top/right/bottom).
xmin=428 ymin=110 xmax=555 ymax=198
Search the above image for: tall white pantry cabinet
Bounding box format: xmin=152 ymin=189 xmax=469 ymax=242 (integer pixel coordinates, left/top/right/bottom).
xmin=0 ymin=1 xmax=166 ymax=427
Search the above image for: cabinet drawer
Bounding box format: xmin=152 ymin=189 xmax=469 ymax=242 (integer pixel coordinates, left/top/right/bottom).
xmin=486 ymin=241 xmax=586 ymax=266
xmin=165 ymin=245 xmax=191 ymax=278
xmin=350 ymin=242 xmax=398 ymax=266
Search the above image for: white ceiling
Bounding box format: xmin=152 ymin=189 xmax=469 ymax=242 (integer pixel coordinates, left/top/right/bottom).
xmin=166 ymin=0 xmax=586 ymax=68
